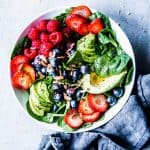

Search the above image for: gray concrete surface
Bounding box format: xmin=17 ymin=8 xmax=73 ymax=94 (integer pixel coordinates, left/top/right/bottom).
xmin=0 ymin=0 xmax=149 ymax=150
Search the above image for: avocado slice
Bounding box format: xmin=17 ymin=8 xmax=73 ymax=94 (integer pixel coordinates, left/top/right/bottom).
xmin=29 ymin=96 xmax=44 ymax=117
xmin=81 ymin=71 xmax=127 ymax=94
xmin=34 ymin=81 xmax=50 ymax=102
xmin=30 ymin=85 xmax=51 ymax=107
xmin=29 ymin=95 xmax=50 ymax=112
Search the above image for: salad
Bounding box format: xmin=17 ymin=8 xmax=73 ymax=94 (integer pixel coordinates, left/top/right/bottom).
xmin=10 ymin=5 xmax=133 ymax=131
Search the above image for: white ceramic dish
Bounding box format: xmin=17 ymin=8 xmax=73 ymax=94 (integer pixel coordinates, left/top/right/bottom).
xmin=10 ymin=6 xmax=136 ymax=133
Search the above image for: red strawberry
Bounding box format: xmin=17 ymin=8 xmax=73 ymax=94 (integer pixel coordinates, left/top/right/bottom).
xmin=40 ymin=32 xmax=49 ymax=43
xmin=32 ymin=40 xmax=41 ymax=49
xmin=64 ymin=109 xmax=83 ymax=128
xmin=38 ymin=42 xmax=53 ymax=57
xmin=47 ymin=20 xmax=60 ymax=33
xmin=71 ymin=5 xmax=92 ymax=19
xmin=65 ymin=14 xmax=87 ymax=33
xmin=88 ymin=19 xmax=104 ymax=34
xmin=24 ymin=48 xmax=37 ymax=60
xmin=36 ymin=20 xmax=47 ymax=31
xmin=28 ymin=27 xmax=39 ymax=40
xmin=49 ymin=31 xmax=63 ymax=45
xmin=77 ymin=23 xmax=89 ymax=35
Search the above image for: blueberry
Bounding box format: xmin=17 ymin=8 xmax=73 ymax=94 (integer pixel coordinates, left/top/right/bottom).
xmin=49 ymin=58 xmax=59 ymax=67
xmin=63 ymin=70 xmax=69 ymax=79
xmin=107 ymin=96 xmax=117 ymax=106
xmin=47 ymin=67 xmax=57 ymax=76
xmin=66 ymin=88 xmax=75 ymax=97
xmin=35 ymin=66 xmax=42 ymax=72
xmin=113 ymin=88 xmax=124 ymax=98
xmin=52 ymin=83 xmax=63 ymax=92
xmin=76 ymin=89 xmax=83 ymax=100
xmin=69 ymin=49 xmax=76 ymax=56
xmin=40 ymin=67 xmax=47 ymax=75
xmin=53 ymin=93 xmax=63 ymax=102
xmin=80 ymin=65 xmax=90 ymax=75
xmin=70 ymin=100 xmax=78 ymax=108
xmin=52 ymin=48 xmax=62 ymax=57
xmin=52 ymin=104 xmax=58 ymax=112
xmin=72 ymin=69 xmax=81 ymax=81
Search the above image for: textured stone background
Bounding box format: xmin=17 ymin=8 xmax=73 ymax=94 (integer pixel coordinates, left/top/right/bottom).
xmin=0 ymin=0 xmax=149 ymax=149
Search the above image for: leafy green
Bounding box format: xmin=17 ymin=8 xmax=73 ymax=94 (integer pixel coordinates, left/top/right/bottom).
xmin=98 ymin=29 xmax=118 ymax=47
xmin=125 ymin=64 xmax=134 ymax=85
xmin=94 ymin=52 xmax=130 ymax=77
xmin=54 ymin=8 xmax=72 ymax=26
xmin=89 ymin=11 xmax=111 ymax=29
xmin=67 ymin=50 xmax=83 ymax=65
xmin=11 ymin=36 xmax=31 ymax=59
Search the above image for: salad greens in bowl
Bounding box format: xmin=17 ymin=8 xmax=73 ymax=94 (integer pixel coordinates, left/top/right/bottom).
xmin=10 ymin=5 xmax=135 ymax=132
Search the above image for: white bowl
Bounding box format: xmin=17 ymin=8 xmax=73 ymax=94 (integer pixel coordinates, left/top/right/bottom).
xmin=10 ymin=7 xmax=136 ymax=133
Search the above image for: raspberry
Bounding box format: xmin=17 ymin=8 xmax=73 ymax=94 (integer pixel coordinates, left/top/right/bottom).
xmin=40 ymin=32 xmax=49 ymax=43
xmin=49 ymin=31 xmax=63 ymax=45
xmin=24 ymin=48 xmax=37 ymax=60
xmin=47 ymin=20 xmax=60 ymax=33
xmin=36 ymin=20 xmax=47 ymax=31
xmin=28 ymin=27 xmax=39 ymax=40
xmin=32 ymin=40 xmax=41 ymax=49
xmin=38 ymin=42 xmax=53 ymax=57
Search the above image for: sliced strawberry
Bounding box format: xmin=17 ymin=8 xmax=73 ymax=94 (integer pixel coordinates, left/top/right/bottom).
xmin=65 ymin=14 xmax=87 ymax=33
xmin=88 ymin=19 xmax=104 ymax=34
xmin=64 ymin=109 xmax=83 ymax=129
xmin=82 ymin=112 xmax=101 ymax=123
xmin=12 ymin=72 xmax=32 ymax=90
xmin=77 ymin=23 xmax=89 ymax=35
xmin=21 ymin=64 xmax=35 ymax=82
xmin=10 ymin=55 xmax=29 ymax=75
xmin=78 ymin=100 xmax=95 ymax=115
xmin=71 ymin=5 xmax=92 ymax=19
xmin=87 ymin=94 xmax=108 ymax=112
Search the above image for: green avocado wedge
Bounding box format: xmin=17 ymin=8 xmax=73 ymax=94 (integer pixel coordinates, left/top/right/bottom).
xmin=29 ymin=96 xmax=44 ymax=117
xmin=81 ymin=71 xmax=127 ymax=94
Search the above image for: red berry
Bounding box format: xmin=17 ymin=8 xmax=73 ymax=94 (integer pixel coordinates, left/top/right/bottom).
xmin=38 ymin=42 xmax=53 ymax=57
xmin=88 ymin=19 xmax=104 ymax=34
xmin=47 ymin=20 xmax=60 ymax=32
xmin=36 ymin=20 xmax=47 ymax=31
xmin=65 ymin=14 xmax=87 ymax=33
xmin=40 ymin=32 xmax=49 ymax=43
xmin=77 ymin=23 xmax=89 ymax=35
xmin=24 ymin=48 xmax=37 ymax=60
xmin=62 ymin=27 xmax=72 ymax=38
xmin=28 ymin=27 xmax=39 ymax=40
xmin=32 ymin=40 xmax=41 ymax=49
xmin=49 ymin=31 xmax=63 ymax=45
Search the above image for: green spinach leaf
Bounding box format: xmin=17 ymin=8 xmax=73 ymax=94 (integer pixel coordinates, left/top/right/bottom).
xmin=11 ymin=36 xmax=31 ymax=59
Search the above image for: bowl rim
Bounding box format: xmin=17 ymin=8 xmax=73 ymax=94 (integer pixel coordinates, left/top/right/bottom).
xmin=10 ymin=6 xmax=136 ymax=133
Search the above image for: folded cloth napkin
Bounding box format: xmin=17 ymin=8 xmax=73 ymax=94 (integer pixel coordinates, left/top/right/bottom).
xmin=39 ymin=75 xmax=150 ymax=150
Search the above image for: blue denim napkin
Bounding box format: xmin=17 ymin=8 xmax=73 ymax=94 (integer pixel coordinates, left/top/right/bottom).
xmin=38 ymin=74 xmax=150 ymax=150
